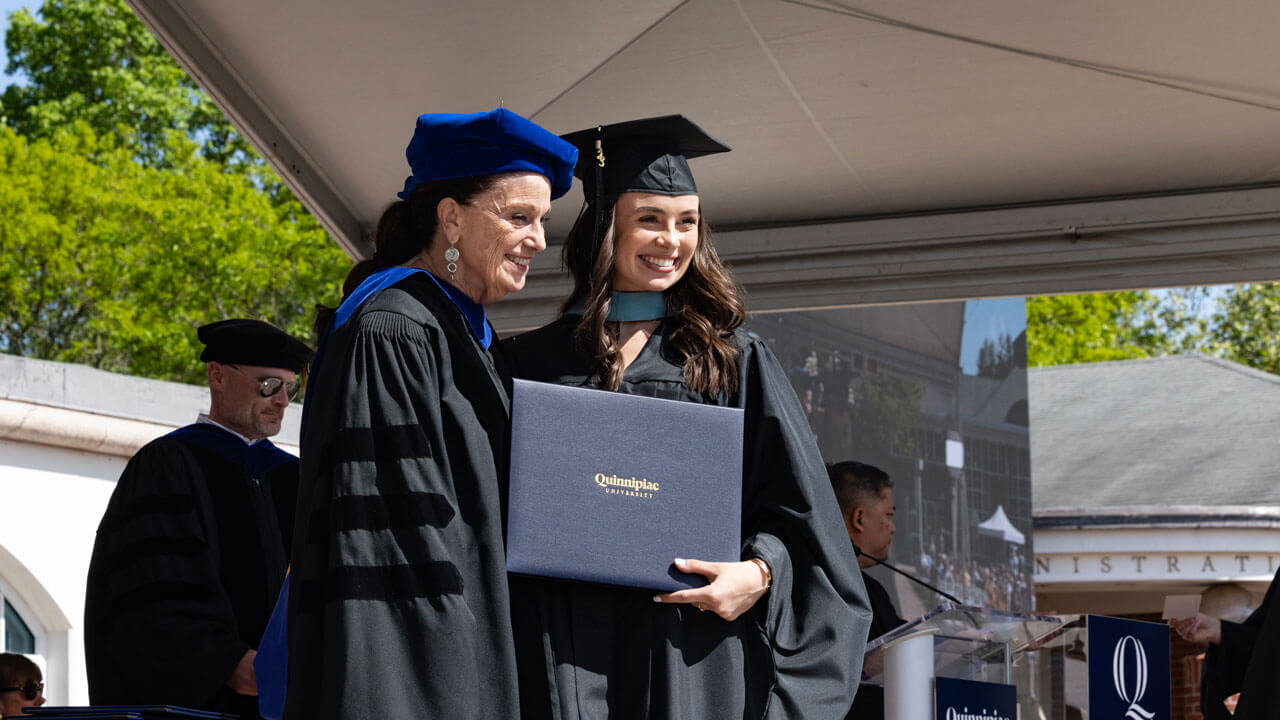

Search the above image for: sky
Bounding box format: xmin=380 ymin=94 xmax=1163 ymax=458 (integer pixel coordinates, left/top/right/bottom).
xmin=959 ymin=297 xmax=1026 ymax=375
xmin=0 ymin=0 xmax=33 ymax=89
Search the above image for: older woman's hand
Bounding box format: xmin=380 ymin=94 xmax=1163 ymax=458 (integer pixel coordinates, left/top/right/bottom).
xmin=1169 ymin=613 xmax=1222 ymax=646
xmin=653 ymin=557 xmax=769 ymax=621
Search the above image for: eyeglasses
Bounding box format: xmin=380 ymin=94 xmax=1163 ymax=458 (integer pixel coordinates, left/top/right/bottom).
xmin=225 ymin=364 xmax=301 ymax=401
xmin=1 ymin=679 xmax=43 ymax=701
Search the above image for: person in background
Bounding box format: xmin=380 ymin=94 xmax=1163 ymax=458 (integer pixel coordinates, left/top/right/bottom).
xmin=283 ymin=108 xmax=577 ymax=720
xmin=0 ymin=654 xmax=45 ymax=716
xmin=1171 ymin=568 xmax=1280 ymax=719
xmin=827 ymin=460 xmax=906 ymax=641
xmin=83 ymin=319 xmax=310 ymax=719
xmin=504 ymin=115 xmax=871 ymax=720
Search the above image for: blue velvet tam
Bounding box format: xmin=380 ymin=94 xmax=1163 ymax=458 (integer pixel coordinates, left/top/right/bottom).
xmin=398 ymin=108 xmax=579 ymax=200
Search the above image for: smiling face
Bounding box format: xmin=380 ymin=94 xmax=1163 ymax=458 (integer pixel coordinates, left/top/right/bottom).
xmin=441 ymin=172 xmax=552 ymax=305
xmin=610 ymin=192 xmax=700 ymax=293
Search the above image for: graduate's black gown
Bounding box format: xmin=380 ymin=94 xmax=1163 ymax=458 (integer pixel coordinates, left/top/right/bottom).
xmin=503 ymin=316 xmax=873 ymax=720
xmin=284 ymin=272 xmax=518 ymax=720
xmin=84 ymin=423 xmax=295 ymax=719
xmin=1201 ymin=567 xmax=1280 ymax=719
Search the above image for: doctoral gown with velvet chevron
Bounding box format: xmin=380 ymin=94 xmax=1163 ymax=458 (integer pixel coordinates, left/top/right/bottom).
xmin=502 ymin=315 xmax=873 ymax=720
xmin=284 ymin=271 xmax=518 ymax=720
xmin=84 ymin=423 xmax=296 ymax=720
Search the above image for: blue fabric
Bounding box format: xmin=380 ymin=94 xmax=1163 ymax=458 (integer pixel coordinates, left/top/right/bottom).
xmin=304 ymin=266 xmax=492 ymax=435
xmin=422 ymin=273 xmax=493 ymax=350
xmin=331 ymin=266 xmax=423 ymax=331
xmin=332 ymin=266 xmax=492 ymax=349
xmin=399 ymin=108 xmax=578 ymax=200
xmin=301 ymin=266 xmax=425 ymax=436
xmin=167 ymin=423 xmax=295 ymax=478
xmin=255 ymin=573 xmax=289 ymax=720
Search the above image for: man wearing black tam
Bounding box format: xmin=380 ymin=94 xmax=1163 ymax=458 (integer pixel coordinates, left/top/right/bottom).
xmin=84 ymin=318 xmax=311 ymax=719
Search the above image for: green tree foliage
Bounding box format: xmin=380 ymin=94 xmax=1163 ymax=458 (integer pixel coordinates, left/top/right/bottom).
xmin=849 ymin=372 xmax=924 ymax=459
xmin=1024 ymin=290 xmax=1213 ymax=367
xmin=0 ymin=124 xmax=347 ymax=384
xmin=1023 ymin=284 xmax=1280 ymax=375
xmin=977 ymin=332 xmax=1025 ymax=379
xmin=1026 ymin=292 xmax=1153 ymax=366
xmin=1209 ymin=283 xmax=1280 ymax=375
xmin=2 ymin=0 xmax=250 ymax=165
xmin=0 ymin=0 xmax=351 ymax=383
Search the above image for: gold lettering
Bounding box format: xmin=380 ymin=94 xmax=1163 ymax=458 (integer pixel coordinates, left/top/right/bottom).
xmin=1201 ymin=556 xmax=1215 ymax=573
xmin=1132 ymin=555 xmax=1147 ymax=573
xmin=1168 ymin=556 xmax=1179 ymax=573
xmin=1101 ymin=556 xmax=1111 ymax=573
xmin=1236 ymin=555 xmax=1249 ymax=572
xmin=595 ymin=472 xmax=661 ymax=495
xmin=1035 ymin=557 xmax=1050 ymax=574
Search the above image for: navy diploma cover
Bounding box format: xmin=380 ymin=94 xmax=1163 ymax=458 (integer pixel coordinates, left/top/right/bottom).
xmin=506 ymin=379 xmax=744 ymax=591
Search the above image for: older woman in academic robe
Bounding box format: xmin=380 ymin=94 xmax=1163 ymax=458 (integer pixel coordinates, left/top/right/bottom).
xmin=282 ymin=109 xmax=577 ymax=720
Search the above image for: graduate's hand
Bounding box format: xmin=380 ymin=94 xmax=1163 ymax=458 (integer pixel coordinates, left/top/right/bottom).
xmin=227 ymin=649 xmax=258 ymax=696
xmin=653 ymin=558 xmax=768 ymax=621
xmin=1169 ymin=614 xmax=1221 ymax=646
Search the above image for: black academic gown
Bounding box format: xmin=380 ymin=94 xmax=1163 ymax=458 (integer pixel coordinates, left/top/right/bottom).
xmin=863 ymin=572 xmax=906 ymax=642
xmin=284 ymin=272 xmax=518 ymax=720
xmin=845 ymin=573 xmax=904 ymax=720
xmin=503 ymin=316 xmax=873 ymax=720
xmin=1201 ymin=568 xmax=1280 ymax=719
xmin=84 ymin=423 xmax=295 ymax=719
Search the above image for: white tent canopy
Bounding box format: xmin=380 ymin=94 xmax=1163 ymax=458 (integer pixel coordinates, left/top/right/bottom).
xmin=126 ymin=0 xmax=1280 ymax=330
xmin=978 ymin=504 xmax=1026 ymax=545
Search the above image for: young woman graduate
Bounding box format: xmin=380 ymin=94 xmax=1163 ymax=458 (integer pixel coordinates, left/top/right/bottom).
xmin=502 ymin=116 xmax=873 ymax=720
xmin=282 ymin=109 xmax=577 ymax=720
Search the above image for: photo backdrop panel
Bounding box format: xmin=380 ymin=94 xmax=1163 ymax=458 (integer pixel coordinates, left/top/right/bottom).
xmin=746 ymin=298 xmax=1031 ymax=612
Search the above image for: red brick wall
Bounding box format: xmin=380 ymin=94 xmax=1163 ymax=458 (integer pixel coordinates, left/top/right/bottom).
xmin=1178 ymin=650 xmax=1204 ymax=719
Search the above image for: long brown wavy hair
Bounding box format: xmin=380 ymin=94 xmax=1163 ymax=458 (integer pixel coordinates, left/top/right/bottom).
xmin=561 ymin=198 xmax=746 ymax=397
xmin=313 ymin=175 xmax=503 ymax=338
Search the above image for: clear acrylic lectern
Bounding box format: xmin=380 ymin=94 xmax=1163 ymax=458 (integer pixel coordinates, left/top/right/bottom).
xmin=861 ymin=604 xmax=1062 ymax=720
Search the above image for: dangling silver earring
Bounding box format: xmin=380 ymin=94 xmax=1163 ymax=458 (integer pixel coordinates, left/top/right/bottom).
xmin=444 ymin=245 xmax=460 ymax=283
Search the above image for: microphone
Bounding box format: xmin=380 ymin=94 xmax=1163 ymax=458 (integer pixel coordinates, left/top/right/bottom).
xmin=853 ymin=542 xmax=964 ymax=606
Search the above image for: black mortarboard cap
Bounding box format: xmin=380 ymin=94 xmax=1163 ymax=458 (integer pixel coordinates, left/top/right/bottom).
xmin=560 ymin=115 xmax=731 ymax=202
xmin=198 ymin=319 xmax=312 ymax=372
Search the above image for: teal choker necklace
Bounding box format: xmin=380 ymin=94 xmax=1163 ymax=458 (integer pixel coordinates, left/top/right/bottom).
xmin=567 ymin=292 xmax=671 ymax=321
xmin=608 ymin=291 xmax=669 ymax=321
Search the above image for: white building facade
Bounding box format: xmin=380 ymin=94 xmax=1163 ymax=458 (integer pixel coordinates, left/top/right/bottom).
xmin=1034 ymin=507 xmax=1278 ymax=617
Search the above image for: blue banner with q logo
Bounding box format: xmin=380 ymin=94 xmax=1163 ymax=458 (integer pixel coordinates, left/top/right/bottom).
xmin=1088 ymin=615 xmax=1170 ymax=720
